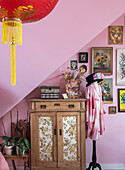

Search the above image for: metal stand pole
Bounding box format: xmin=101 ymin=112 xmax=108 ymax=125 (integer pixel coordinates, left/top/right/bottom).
xmin=86 ymin=140 xmax=102 ymax=170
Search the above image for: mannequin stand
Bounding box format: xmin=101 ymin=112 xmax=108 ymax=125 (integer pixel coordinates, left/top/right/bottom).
xmin=86 ymin=140 xmax=102 ymax=170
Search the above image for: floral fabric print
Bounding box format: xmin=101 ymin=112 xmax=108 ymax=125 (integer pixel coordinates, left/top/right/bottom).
xmin=39 ymin=116 xmax=53 ymax=161
xmin=63 ymin=116 xmax=77 ymax=160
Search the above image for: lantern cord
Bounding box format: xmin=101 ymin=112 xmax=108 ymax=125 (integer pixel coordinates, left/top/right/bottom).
xmin=11 ymin=43 xmax=16 ymax=85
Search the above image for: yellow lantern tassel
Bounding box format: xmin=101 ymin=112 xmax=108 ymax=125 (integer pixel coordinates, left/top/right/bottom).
xmin=2 ymin=18 xmax=22 ymax=85
xmin=11 ymin=43 xmax=16 ymax=85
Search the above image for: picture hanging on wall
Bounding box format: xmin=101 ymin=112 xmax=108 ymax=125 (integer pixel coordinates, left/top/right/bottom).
xmin=70 ymin=60 xmax=77 ymax=70
xmin=101 ymin=78 xmax=113 ymax=103
xmin=79 ymin=52 xmax=88 ymax=63
xmin=79 ymin=64 xmax=87 ymax=74
xmin=109 ymin=106 xmax=117 ymax=114
xmin=92 ymin=47 xmax=113 ymax=75
xmin=117 ymin=49 xmax=125 ymax=85
xmin=118 ymin=89 xmax=125 ymax=112
xmin=109 ymin=26 xmax=123 ymax=45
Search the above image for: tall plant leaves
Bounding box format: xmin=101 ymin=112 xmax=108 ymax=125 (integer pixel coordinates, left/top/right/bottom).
xmin=24 ymin=138 xmax=30 ymax=150
xmin=16 ymin=126 xmax=23 ymax=136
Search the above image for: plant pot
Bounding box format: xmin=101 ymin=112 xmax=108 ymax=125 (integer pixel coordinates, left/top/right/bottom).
xmin=16 ymin=146 xmax=25 ymax=156
xmin=4 ymin=145 xmax=13 ymax=155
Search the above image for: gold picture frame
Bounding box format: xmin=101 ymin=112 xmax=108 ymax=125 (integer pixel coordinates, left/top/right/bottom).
xmin=91 ymin=47 xmax=113 ymax=75
xmin=109 ymin=26 xmax=123 ymax=45
xmin=109 ymin=106 xmax=116 ymax=114
xmin=79 ymin=64 xmax=87 ymax=74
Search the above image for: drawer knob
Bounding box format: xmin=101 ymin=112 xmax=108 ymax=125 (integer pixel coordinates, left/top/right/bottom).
xmin=54 ymin=103 xmax=60 ymax=106
xmin=40 ymin=105 xmax=47 ymax=109
xmin=68 ymin=104 xmax=74 ymax=108
xmin=59 ymin=129 xmax=62 ymax=135
xmin=54 ymin=129 xmax=56 ymax=135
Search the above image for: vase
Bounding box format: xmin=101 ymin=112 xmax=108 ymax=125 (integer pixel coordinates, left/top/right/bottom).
xmin=66 ymin=79 xmax=81 ymax=98
xmin=16 ymin=146 xmax=25 ymax=156
xmin=4 ymin=145 xmax=13 ymax=155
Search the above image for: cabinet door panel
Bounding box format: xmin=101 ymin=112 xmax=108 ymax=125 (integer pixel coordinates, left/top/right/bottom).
xmin=39 ymin=116 xmax=53 ymax=161
xmin=57 ymin=112 xmax=80 ymax=167
xmin=31 ymin=112 xmax=57 ymax=167
xmin=63 ymin=116 xmax=78 ymax=160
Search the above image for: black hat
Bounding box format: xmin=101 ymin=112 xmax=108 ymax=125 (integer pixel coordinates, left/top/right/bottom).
xmin=86 ymin=72 xmax=104 ymax=87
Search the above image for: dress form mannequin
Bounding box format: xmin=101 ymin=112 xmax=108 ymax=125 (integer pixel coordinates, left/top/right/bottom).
xmin=86 ymin=72 xmax=105 ymax=170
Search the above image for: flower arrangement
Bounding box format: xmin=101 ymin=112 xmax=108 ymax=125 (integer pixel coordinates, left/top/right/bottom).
xmin=62 ymin=67 xmax=85 ymax=82
xmin=109 ymin=26 xmax=123 ymax=44
xmin=101 ymin=82 xmax=111 ymax=101
xmin=110 ymin=28 xmax=121 ymax=39
xmin=60 ymin=67 xmax=85 ymax=98
xmin=95 ymin=51 xmax=109 ymax=68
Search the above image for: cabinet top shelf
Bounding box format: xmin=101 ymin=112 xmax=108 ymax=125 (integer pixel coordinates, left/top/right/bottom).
xmin=30 ymin=98 xmax=86 ymax=102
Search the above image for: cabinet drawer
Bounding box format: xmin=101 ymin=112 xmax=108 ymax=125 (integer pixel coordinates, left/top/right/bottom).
xmin=35 ymin=102 xmax=80 ymax=111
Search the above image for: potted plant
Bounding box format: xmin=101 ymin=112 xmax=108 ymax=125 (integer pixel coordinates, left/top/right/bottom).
xmin=15 ymin=127 xmax=30 ymax=157
xmin=0 ymin=136 xmax=17 ymax=155
xmin=0 ymin=120 xmax=19 ymax=155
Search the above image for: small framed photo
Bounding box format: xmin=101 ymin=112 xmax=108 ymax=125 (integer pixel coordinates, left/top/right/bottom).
xmin=79 ymin=52 xmax=88 ymax=63
xmin=118 ymin=89 xmax=125 ymax=112
xmin=109 ymin=26 xmax=123 ymax=44
xmin=91 ymin=47 xmax=113 ymax=75
xmin=71 ymin=60 xmax=77 ymax=70
xmin=109 ymin=106 xmax=116 ymax=114
xmin=79 ymin=64 xmax=87 ymax=74
xmin=62 ymin=93 xmax=68 ymax=99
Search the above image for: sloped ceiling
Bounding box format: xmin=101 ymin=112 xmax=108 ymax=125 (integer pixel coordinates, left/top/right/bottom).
xmin=0 ymin=0 xmax=125 ymax=118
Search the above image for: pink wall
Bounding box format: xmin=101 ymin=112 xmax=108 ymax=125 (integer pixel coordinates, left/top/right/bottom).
xmin=0 ymin=0 xmax=125 ymax=118
xmin=1 ymin=13 xmax=125 ymax=166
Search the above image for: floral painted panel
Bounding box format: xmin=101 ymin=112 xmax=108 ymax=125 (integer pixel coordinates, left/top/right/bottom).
xmin=39 ymin=116 xmax=53 ymax=161
xmin=63 ymin=116 xmax=77 ymax=160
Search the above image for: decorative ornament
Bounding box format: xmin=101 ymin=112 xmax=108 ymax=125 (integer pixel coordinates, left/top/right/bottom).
xmin=0 ymin=0 xmax=58 ymax=85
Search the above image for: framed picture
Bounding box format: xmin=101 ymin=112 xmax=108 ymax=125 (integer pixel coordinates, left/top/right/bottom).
xmin=71 ymin=60 xmax=77 ymax=70
xmin=79 ymin=52 xmax=88 ymax=63
xmin=118 ymin=89 xmax=125 ymax=112
xmin=92 ymin=47 xmax=113 ymax=75
xmin=100 ymin=78 xmax=113 ymax=103
xmin=109 ymin=26 xmax=123 ymax=44
xmin=109 ymin=106 xmax=116 ymax=114
xmin=117 ymin=49 xmax=125 ymax=85
xmin=79 ymin=64 xmax=87 ymax=74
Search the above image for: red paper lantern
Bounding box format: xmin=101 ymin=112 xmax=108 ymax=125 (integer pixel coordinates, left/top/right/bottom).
xmin=0 ymin=0 xmax=58 ymax=85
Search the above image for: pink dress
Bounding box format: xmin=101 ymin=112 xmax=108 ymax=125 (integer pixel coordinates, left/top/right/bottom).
xmin=86 ymin=81 xmax=106 ymax=140
xmin=0 ymin=152 xmax=9 ymax=170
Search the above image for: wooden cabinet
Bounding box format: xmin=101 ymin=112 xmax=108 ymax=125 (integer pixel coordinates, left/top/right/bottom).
xmin=30 ymin=99 xmax=86 ymax=170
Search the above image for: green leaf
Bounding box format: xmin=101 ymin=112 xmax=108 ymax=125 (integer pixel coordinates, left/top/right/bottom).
xmin=18 ymin=137 xmax=23 ymax=144
xmin=16 ymin=127 xmax=23 ymax=136
xmin=24 ymin=138 xmax=30 ymax=150
xmin=1 ymin=136 xmax=10 ymax=141
xmin=2 ymin=142 xmax=7 ymax=147
xmin=18 ymin=147 xmax=24 ymax=157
